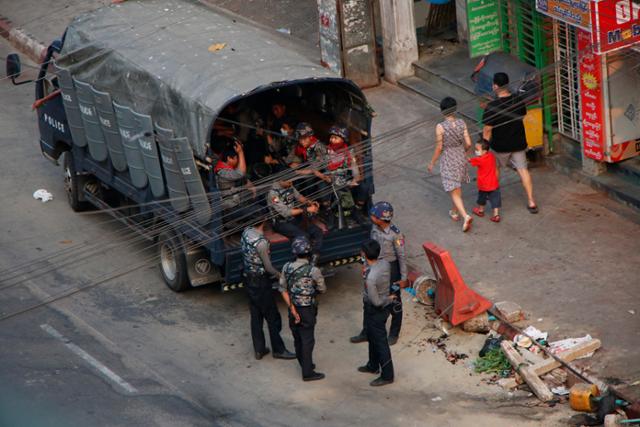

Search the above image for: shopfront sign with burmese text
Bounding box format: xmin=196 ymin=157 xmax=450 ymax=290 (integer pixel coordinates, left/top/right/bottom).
xmin=535 ymin=0 xmax=590 ymax=30
xmin=467 ymin=0 xmax=503 ymax=58
xmin=578 ymin=29 xmax=606 ymax=161
xmin=591 ymin=0 xmax=640 ymax=54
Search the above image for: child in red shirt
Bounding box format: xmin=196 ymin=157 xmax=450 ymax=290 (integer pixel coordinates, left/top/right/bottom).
xmin=468 ymin=139 xmax=501 ymax=222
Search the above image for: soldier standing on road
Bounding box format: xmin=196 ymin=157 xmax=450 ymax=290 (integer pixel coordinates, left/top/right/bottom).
xmin=241 ymin=209 xmax=296 ymax=361
xmin=357 ymin=239 xmax=395 ymax=386
xmin=350 ymin=201 xmax=407 ymax=346
xmin=278 ymin=236 xmax=326 ymax=382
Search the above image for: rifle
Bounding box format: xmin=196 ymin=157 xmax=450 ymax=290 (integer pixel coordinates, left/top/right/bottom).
xmin=330 ymin=176 xmax=345 ymax=230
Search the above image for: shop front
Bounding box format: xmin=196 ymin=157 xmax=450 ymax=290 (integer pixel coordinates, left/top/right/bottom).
xmin=538 ymin=0 xmax=640 ymax=163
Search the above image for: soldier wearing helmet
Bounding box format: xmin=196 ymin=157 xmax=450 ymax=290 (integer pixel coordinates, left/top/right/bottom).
xmin=278 ymin=236 xmax=326 ymax=382
xmin=241 ymin=207 xmax=296 ymax=362
xmin=350 ymin=201 xmax=407 ymax=346
xmin=325 ymin=125 xmax=369 ymax=224
xmin=285 ymin=122 xmax=330 ymax=199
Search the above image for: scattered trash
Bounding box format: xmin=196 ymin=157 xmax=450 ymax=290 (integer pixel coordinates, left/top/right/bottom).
xmin=551 ymin=386 xmax=570 ymax=396
xmin=207 ymin=43 xmax=226 ymax=52
xmin=58 ymin=240 xmax=73 ymax=244
xmin=569 ymin=383 xmax=600 ymax=412
xmin=276 ymin=27 xmax=291 ymax=35
xmin=549 ymin=335 xmax=595 ymax=358
xmin=629 ymin=310 xmax=636 ymax=315
xmin=494 ymin=301 xmax=524 ymax=322
xmin=513 ymin=334 xmax=533 ymax=349
xmin=33 ymin=189 xmax=53 ymax=202
xmin=522 ymin=325 xmax=548 ymax=341
xmin=431 ymin=396 xmax=442 ymax=402
xmin=537 ymin=318 xmax=544 ymax=322
xmin=462 ymin=312 xmax=490 ymax=333
xmin=501 ymin=341 xmax=554 ymax=402
xmin=412 ymin=276 xmax=436 ymax=305
xmin=543 ymin=368 xmax=568 ymax=387
xmin=479 ymin=336 xmax=503 ymax=357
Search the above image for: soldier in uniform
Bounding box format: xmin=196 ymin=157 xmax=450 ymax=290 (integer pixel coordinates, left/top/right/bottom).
xmin=324 ymin=125 xmax=368 ymax=225
xmin=285 ymin=123 xmax=330 ymax=200
xmin=278 ymin=236 xmax=326 ymax=381
xmin=350 ymin=201 xmax=408 ymax=346
xmin=215 ymin=140 xmax=256 ymax=225
xmin=267 ymin=178 xmax=324 ymax=261
xmin=241 ymin=209 xmax=296 ymax=361
xmin=357 ymin=239 xmax=395 ymax=386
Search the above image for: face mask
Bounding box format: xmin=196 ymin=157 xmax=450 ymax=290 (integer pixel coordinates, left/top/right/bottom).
xmin=280 ymin=128 xmax=289 ymax=136
xmin=475 ymin=150 xmax=483 ymax=156
xmin=359 ymin=255 xmax=366 ymax=265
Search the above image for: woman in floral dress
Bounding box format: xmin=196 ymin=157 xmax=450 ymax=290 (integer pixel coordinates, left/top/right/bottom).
xmin=427 ymin=97 xmax=473 ymax=232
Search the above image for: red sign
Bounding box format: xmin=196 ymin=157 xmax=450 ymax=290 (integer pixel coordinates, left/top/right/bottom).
xmin=578 ymin=29 xmax=606 ymax=161
xmin=591 ymin=0 xmax=640 ymax=54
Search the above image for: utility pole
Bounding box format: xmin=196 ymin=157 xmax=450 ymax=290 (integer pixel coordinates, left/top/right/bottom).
xmin=379 ymin=0 xmax=419 ymax=83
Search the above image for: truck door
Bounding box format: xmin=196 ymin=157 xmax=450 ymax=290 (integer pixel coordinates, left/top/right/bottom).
xmin=35 ymin=42 xmax=72 ymax=162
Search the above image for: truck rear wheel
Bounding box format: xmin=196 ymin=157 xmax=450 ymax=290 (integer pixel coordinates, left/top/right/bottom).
xmin=63 ymin=151 xmax=90 ymax=212
xmin=158 ymin=230 xmax=190 ymax=292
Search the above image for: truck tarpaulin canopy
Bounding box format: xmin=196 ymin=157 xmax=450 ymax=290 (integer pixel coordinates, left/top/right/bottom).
xmin=56 ymin=0 xmax=344 ymax=158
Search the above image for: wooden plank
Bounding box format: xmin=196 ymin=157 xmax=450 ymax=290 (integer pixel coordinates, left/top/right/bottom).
xmin=531 ymin=339 xmax=601 ymax=376
xmin=503 ymin=339 xmax=602 ymax=389
xmin=501 ymin=341 xmax=554 ymax=402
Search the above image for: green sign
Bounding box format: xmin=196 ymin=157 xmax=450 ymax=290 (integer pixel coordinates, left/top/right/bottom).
xmin=467 ymin=0 xmax=503 ymax=58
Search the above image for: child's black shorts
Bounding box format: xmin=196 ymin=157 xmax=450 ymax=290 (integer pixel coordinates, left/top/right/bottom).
xmin=477 ymin=188 xmax=501 ymax=208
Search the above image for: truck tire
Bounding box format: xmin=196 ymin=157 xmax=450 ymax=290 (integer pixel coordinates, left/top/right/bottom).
xmin=63 ymin=151 xmax=90 ymax=212
xmin=158 ymin=230 xmax=191 ymax=292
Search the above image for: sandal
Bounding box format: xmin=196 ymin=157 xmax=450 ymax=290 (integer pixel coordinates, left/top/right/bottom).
xmin=527 ymin=205 xmax=539 ymax=214
xmin=462 ymin=215 xmax=473 ymax=232
xmin=472 ymin=207 xmax=485 ymax=217
xmin=490 ymin=214 xmax=501 ymax=223
xmin=448 ymin=210 xmax=461 ymax=222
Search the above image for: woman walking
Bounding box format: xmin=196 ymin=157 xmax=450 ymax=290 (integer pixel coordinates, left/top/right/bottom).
xmin=427 ymin=97 xmax=473 ymax=232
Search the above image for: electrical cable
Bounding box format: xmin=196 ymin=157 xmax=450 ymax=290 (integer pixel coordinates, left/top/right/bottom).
xmin=2 ymin=9 xmax=636 ymax=318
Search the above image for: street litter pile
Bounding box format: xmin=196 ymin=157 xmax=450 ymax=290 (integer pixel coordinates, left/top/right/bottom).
xmin=411 ymin=242 xmax=640 ymax=425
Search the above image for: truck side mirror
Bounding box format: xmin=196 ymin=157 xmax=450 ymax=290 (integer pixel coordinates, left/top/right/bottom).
xmin=6 ymin=53 xmax=22 ymax=79
xmin=6 ymin=53 xmax=33 ymax=86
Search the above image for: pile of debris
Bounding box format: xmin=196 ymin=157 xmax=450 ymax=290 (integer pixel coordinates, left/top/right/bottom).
xmin=411 ymin=242 xmax=639 ymax=425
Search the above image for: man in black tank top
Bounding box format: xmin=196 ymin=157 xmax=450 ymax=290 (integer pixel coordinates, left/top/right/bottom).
xmin=482 ymin=72 xmax=538 ymax=214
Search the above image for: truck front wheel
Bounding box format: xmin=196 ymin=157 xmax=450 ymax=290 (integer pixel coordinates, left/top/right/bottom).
xmin=158 ymin=230 xmax=190 ymax=292
xmin=63 ymin=151 xmax=90 ymax=212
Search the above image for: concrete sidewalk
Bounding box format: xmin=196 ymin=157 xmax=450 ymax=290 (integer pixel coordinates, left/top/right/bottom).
xmin=1 ymin=0 xmax=638 ymax=396
xmin=365 ymin=83 xmax=640 ymax=384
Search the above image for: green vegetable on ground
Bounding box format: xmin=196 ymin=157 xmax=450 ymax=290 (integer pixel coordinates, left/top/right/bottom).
xmin=474 ymin=348 xmax=512 ymax=374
